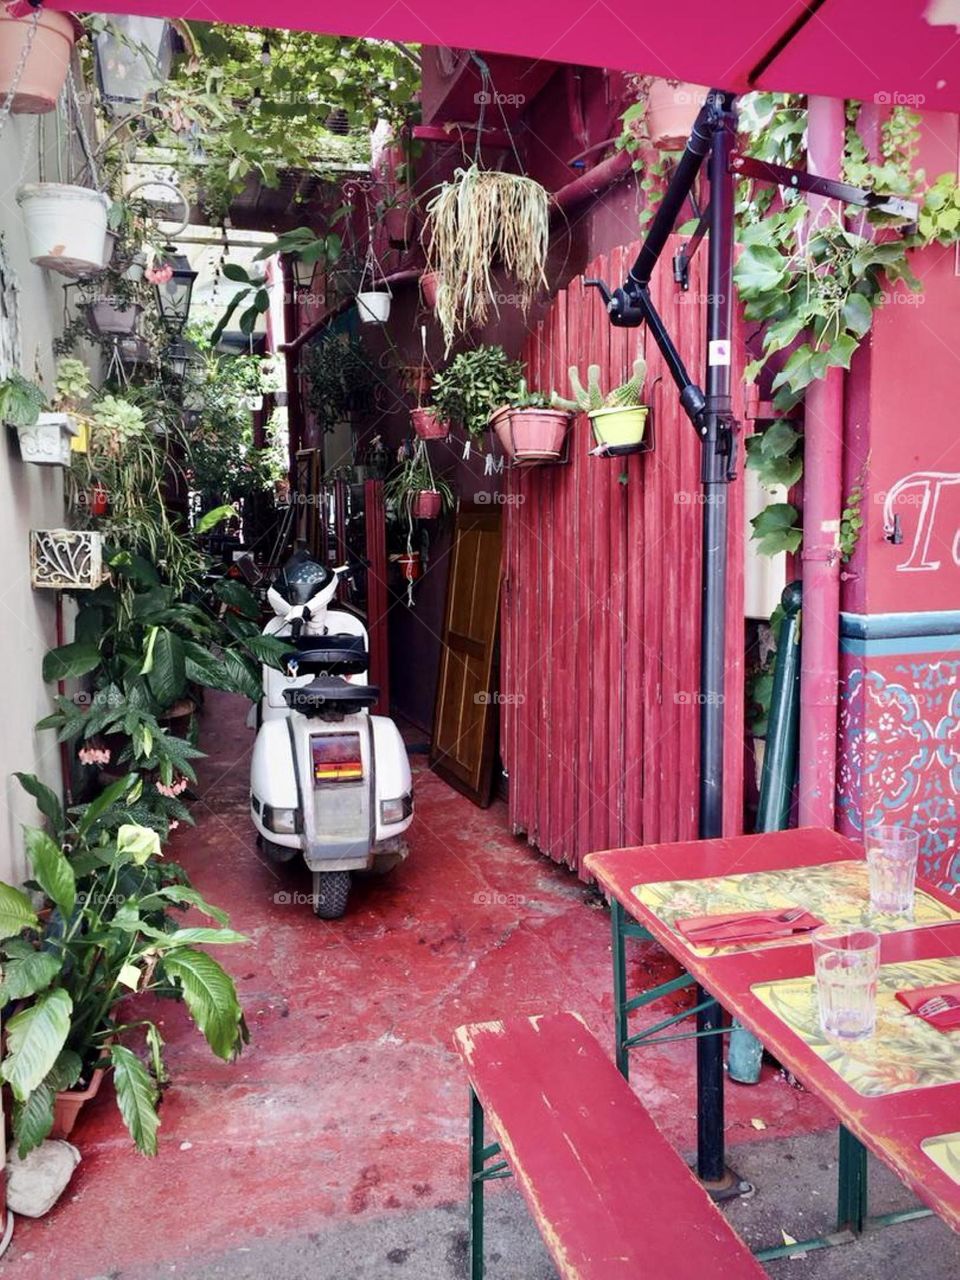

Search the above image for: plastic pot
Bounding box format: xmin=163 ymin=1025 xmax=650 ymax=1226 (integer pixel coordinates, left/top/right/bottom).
xmin=492 ymin=407 xmax=571 ymax=463
xmin=412 ymin=489 xmax=443 ymax=520
xmin=89 ymin=483 xmax=109 ymax=517
xmin=411 ymin=407 xmax=449 ymax=440
xmin=84 ymin=297 xmax=142 ymax=337
xmin=357 ymin=290 xmax=391 ymax=323
xmin=420 ymin=270 xmax=440 ymax=310
xmin=0 ymin=9 xmax=79 ymax=114
xmin=51 ymin=1047 xmax=111 ymax=1140
xmin=645 ymin=80 xmax=708 ymax=149
xmin=587 ymin=405 xmax=649 ymax=453
xmin=396 ymin=552 xmax=422 ymax=582
xmin=18 ymin=183 xmax=111 ymax=277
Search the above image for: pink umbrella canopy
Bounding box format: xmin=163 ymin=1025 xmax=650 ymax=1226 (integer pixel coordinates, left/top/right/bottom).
xmin=36 ymin=0 xmax=960 ymax=111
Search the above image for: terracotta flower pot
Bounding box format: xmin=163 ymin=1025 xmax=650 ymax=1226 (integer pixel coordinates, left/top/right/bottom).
xmin=492 ymin=407 xmax=571 ymax=463
xmin=412 ymin=489 xmax=443 ymax=520
xmin=411 ymin=407 xmax=449 ymax=440
xmin=420 ymin=271 xmax=440 ymax=310
xmin=51 ymin=1063 xmax=108 ymax=1139
xmin=0 ymin=9 xmax=80 ymax=114
xmin=645 ymin=80 xmax=708 ymax=149
xmin=396 ymin=552 xmax=422 ymax=582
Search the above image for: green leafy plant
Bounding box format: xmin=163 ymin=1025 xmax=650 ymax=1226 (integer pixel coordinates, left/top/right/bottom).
xmin=554 ymin=358 xmax=648 ymax=412
xmin=384 ymin=441 xmax=454 ymax=538
xmin=839 ymin=471 xmax=866 ymax=562
xmin=53 ymin=358 xmax=92 ymax=412
xmin=300 ymin=334 xmax=376 ymax=434
xmin=0 ymin=372 xmax=46 ymax=428
xmin=0 ymin=806 xmax=246 ymax=1157
xmin=430 ymin=346 xmax=523 ymax=439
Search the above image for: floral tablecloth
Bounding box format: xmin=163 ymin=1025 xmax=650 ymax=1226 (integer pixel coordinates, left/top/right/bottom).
xmin=751 ymin=956 xmax=960 ymax=1097
xmin=922 ymin=1133 xmax=960 ymax=1185
xmin=631 ymin=859 xmax=959 ymax=957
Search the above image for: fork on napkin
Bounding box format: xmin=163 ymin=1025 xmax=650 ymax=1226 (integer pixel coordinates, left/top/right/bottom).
xmin=895 ymin=983 xmax=960 ymax=1031
xmin=675 ymin=906 xmax=824 ymax=947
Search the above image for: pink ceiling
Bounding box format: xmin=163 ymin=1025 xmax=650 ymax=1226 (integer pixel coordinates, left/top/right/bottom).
xmin=54 ymin=0 xmax=960 ymax=110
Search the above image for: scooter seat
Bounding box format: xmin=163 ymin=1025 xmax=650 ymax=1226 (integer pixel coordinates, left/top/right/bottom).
xmin=283 ymin=634 xmax=368 ymax=676
xmin=284 ymin=674 xmax=378 ymax=719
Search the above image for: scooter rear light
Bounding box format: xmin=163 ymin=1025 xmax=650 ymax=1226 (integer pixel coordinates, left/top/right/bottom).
xmin=312 ymin=733 xmax=364 ymax=783
xmin=262 ymin=804 xmax=301 ymax=834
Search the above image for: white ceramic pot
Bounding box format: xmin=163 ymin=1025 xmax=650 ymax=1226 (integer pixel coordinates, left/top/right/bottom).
xmin=357 ymin=290 xmax=391 ymax=323
xmin=16 ymin=412 xmax=78 ymax=467
xmin=17 ymin=184 xmax=111 ymax=277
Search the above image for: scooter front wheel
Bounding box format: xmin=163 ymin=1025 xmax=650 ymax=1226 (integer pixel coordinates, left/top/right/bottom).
xmin=312 ymin=870 xmax=351 ymax=919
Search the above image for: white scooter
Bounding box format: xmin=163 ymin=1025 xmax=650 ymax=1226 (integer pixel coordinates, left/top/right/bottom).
xmin=249 ymin=546 xmax=413 ymax=918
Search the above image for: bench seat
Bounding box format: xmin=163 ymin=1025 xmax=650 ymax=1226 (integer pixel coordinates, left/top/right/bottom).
xmin=454 ymin=1011 xmax=767 ymax=1279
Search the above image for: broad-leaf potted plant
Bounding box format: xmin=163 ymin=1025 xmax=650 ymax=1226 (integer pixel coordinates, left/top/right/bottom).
xmin=0 ymin=780 xmax=247 ymax=1155
xmin=555 ymin=358 xmax=649 ymax=455
xmin=431 ymin=345 xmax=523 ymax=444
xmin=491 ymin=378 xmax=572 ymax=464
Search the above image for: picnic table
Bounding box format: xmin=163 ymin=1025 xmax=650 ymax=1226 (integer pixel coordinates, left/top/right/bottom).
xmin=584 ymin=826 xmax=960 ymax=1257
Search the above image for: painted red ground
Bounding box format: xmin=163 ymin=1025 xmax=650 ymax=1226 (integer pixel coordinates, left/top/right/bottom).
xmin=1 ymin=693 xmax=830 ymax=1278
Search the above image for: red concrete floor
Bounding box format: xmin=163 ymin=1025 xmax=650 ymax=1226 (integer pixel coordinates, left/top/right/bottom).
xmin=2 ymin=692 xmax=831 ymax=1278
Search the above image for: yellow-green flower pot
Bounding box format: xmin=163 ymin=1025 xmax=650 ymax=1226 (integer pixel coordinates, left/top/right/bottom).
xmin=587 ymin=404 xmax=649 ymax=452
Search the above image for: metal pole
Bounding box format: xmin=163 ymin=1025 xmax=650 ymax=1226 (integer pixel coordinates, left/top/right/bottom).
xmin=695 ymin=91 xmax=737 ymax=1187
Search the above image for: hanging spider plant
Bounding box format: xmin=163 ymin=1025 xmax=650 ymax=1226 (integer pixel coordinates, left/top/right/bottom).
xmin=422 ymin=164 xmax=550 ymax=351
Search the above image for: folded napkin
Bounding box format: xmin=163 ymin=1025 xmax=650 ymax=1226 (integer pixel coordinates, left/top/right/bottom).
xmin=676 ymin=907 xmax=824 ymax=947
xmin=895 ymin=983 xmax=960 ymax=1031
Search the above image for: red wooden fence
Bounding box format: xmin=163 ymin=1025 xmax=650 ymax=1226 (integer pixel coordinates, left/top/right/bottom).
xmin=501 ymin=237 xmax=746 ymax=876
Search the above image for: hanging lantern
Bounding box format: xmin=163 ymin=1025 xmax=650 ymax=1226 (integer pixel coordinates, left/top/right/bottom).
xmin=163 ymin=338 xmax=195 ymax=380
xmin=154 ymin=250 xmax=197 ymax=334
xmin=94 ymin=16 xmax=173 ymax=116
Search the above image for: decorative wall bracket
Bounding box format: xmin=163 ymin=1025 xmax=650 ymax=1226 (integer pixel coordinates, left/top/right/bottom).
xmin=30 ymin=529 xmax=105 ymax=590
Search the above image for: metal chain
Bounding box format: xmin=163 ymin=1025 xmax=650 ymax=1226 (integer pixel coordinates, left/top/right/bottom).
xmin=66 ymin=61 xmax=101 ymax=190
xmin=0 ymin=5 xmax=41 ymax=144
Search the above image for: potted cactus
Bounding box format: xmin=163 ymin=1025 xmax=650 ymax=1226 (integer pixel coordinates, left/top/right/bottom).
xmin=491 ymin=379 xmax=572 ymax=465
xmin=555 ymin=358 xmax=649 ymax=455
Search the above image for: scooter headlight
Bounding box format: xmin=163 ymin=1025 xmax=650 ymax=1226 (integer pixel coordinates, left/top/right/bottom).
xmin=262 ymin=804 xmax=301 ymax=834
xmin=380 ymin=793 xmax=413 ymax=825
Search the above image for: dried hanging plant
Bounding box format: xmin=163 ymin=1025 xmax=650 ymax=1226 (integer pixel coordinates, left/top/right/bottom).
xmin=423 ymin=165 xmax=550 ymax=351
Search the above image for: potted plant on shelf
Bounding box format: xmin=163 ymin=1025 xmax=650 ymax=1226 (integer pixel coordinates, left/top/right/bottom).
xmin=555 ymin=357 xmax=649 ymax=455
xmin=430 ymin=345 xmax=523 ymax=445
xmin=490 ymin=378 xmax=572 ymax=464
xmin=0 ymin=370 xmax=48 ymax=459
xmin=0 ymin=8 xmax=81 ymax=114
xmin=0 ymin=793 xmax=246 ymax=1156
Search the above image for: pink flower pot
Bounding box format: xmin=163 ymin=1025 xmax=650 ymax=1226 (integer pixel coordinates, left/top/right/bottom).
xmin=396 ymin=552 xmax=422 ymax=581
xmin=0 ymin=9 xmax=79 ymax=114
xmin=420 ymin=271 xmax=440 ymax=310
xmin=411 ymin=407 xmax=449 ymax=440
xmin=492 ymin=407 xmax=571 ymax=463
xmin=645 ymin=80 xmax=708 ymax=149
xmin=412 ymin=489 xmax=443 ymax=520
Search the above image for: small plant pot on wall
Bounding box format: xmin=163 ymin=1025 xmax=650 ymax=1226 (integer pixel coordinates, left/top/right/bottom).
xmin=16 ymin=412 xmax=78 ymax=466
xmin=587 ymin=405 xmax=649 ymax=455
xmin=491 ymin=407 xmax=571 ymax=465
xmin=411 ymin=407 xmax=448 ymax=441
xmin=17 ymin=184 xmax=111 ymax=277
xmin=0 ymin=9 xmax=81 ymax=114
xmin=645 ymin=80 xmax=708 ymax=149
xmin=357 ymin=290 xmax=391 ymax=324
xmin=412 ymin=489 xmax=443 ymax=520
xmin=30 ymin=529 xmax=105 ymax=590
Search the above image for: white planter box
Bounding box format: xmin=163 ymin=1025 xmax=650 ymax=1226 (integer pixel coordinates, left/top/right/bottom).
xmin=30 ymin=529 xmax=105 ymax=590
xmin=15 ymin=412 xmax=78 ymax=467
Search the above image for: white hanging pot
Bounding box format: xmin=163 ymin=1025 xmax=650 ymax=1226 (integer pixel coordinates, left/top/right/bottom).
xmin=16 ymin=413 xmax=78 ymax=467
xmin=357 ymin=290 xmax=392 ymax=324
xmin=17 ymin=184 xmax=111 ymax=278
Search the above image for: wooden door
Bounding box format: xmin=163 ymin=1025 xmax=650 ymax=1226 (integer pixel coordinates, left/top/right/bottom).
xmin=431 ymin=506 xmax=502 ymax=806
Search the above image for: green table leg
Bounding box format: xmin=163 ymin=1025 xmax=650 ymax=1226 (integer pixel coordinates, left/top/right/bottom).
xmin=837 ymin=1125 xmax=868 ymax=1233
xmin=611 ymin=898 xmax=630 ymax=1080
xmin=470 ymin=1088 xmax=486 ymax=1279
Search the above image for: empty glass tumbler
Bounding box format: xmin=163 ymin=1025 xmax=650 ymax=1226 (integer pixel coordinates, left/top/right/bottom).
xmin=865 ymin=825 xmax=919 ymax=916
xmin=812 ymin=926 xmax=880 ymax=1040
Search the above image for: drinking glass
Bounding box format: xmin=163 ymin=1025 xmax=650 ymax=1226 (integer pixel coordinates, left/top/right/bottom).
xmin=865 ymin=824 xmax=919 ymax=916
xmin=812 ymin=926 xmax=880 ymax=1041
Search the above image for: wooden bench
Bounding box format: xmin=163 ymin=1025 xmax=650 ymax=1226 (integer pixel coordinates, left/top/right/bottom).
xmin=454 ymin=1011 xmax=767 ymax=1279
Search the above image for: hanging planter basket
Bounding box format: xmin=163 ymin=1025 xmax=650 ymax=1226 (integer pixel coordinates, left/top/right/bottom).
xmin=411 ymin=407 xmax=448 ymax=440
xmin=357 ymin=289 xmax=392 ymax=323
xmin=16 ymin=412 xmax=78 ymax=467
xmin=645 ymin=80 xmax=708 ymax=149
xmin=412 ymin=489 xmax=443 ymax=520
xmin=0 ymin=9 xmax=81 ymax=114
xmin=30 ymin=529 xmax=105 ymax=590
xmin=17 ymin=184 xmax=111 ymax=277
xmin=395 ymin=551 xmax=422 ymax=582
xmin=491 ymin=407 xmax=571 ymax=465
xmin=587 ymin=405 xmax=649 ymax=455
xmin=83 ymin=297 xmax=142 ymax=338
